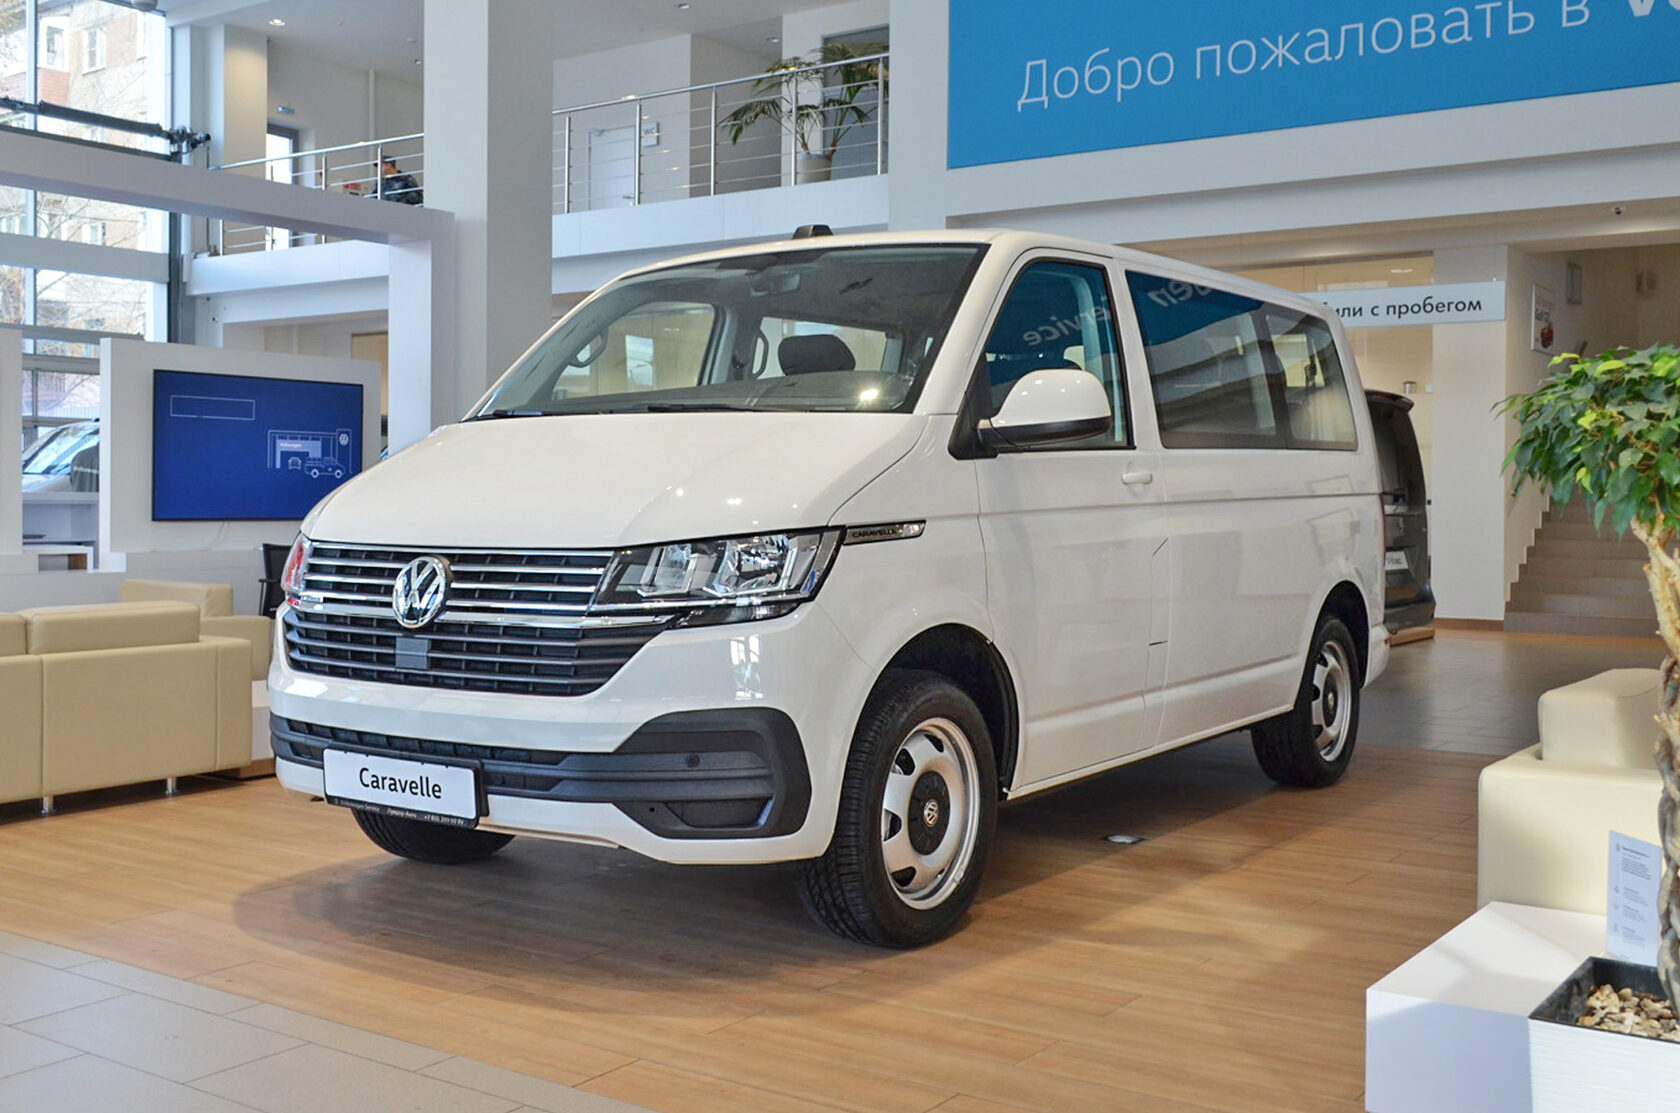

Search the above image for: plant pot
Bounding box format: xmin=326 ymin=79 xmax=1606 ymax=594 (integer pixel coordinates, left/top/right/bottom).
xmin=1528 ymin=956 xmax=1680 ymax=1111
xmin=796 ymin=154 xmax=832 ymax=184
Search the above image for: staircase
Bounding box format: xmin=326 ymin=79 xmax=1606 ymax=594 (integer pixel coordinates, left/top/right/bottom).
xmin=1506 ymin=500 xmax=1659 ymax=638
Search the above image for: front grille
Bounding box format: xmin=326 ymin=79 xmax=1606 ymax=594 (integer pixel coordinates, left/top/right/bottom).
xmin=284 ymin=609 xmax=665 ymax=697
xmin=285 ymin=542 xmax=664 ymax=697
xmin=302 ymin=542 xmax=606 ymax=618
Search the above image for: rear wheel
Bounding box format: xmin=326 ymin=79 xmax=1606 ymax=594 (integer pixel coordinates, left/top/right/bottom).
xmin=1251 ymin=615 xmax=1360 ymax=788
xmin=352 ymin=809 xmax=513 ymax=864
xmin=799 ymin=670 xmax=997 ymax=947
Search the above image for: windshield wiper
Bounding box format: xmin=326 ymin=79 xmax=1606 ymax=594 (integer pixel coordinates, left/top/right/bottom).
xmin=640 ymin=402 xmax=763 ymax=412
xmin=470 ymin=408 xmax=552 ymax=421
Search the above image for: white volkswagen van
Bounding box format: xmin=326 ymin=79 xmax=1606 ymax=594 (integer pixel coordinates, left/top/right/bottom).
xmin=271 ymin=230 xmax=1388 ymax=947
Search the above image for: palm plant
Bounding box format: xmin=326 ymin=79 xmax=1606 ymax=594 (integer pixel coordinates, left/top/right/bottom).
xmin=1502 ymin=342 xmax=1680 ymax=1013
xmin=719 ymin=42 xmax=887 ymax=163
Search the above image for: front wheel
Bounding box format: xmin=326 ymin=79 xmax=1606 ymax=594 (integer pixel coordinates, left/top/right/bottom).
xmin=799 ymin=670 xmax=997 ymax=948
xmin=352 ymin=809 xmax=513 ymax=864
xmin=1251 ymin=615 xmax=1361 ymax=788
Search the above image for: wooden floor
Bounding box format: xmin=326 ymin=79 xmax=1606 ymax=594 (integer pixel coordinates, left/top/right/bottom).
xmin=0 ymin=737 xmax=1490 ymax=1113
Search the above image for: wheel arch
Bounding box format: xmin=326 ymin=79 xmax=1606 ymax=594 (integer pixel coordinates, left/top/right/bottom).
xmin=1318 ymin=580 xmax=1370 ymax=684
xmin=873 ymin=624 xmax=1019 ymax=798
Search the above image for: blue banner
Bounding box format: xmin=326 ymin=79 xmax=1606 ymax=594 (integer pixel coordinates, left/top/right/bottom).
xmin=949 ymin=0 xmax=1680 ymax=168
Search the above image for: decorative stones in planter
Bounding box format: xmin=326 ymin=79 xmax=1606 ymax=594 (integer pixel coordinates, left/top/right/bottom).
xmin=1529 ymin=957 xmax=1680 ymax=1111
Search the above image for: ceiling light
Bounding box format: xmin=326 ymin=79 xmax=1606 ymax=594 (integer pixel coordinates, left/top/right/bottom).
xmin=268 ymin=17 xmax=285 ymax=26
xmin=675 ymin=2 xmax=691 ymax=8
xmin=767 ymin=35 xmax=780 ymax=43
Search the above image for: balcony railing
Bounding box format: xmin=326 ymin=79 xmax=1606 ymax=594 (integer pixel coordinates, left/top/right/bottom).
xmin=553 ymin=51 xmax=888 ymax=213
xmin=199 ymin=51 xmax=887 ymax=252
xmin=206 ymin=134 xmax=424 ymax=254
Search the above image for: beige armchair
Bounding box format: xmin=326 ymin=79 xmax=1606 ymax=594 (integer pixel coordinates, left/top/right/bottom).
xmin=7 ymin=601 xmax=252 ymax=810
xmin=118 ymin=579 xmax=273 ymax=682
xmin=1477 ymin=668 xmax=1663 ymax=915
xmin=0 ymin=614 xmax=43 ymax=807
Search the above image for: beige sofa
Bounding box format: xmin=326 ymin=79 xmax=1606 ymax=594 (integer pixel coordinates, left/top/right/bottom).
xmin=0 ymin=601 xmax=252 ymax=812
xmin=118 ymin=579 xmax=273 ymax=682
xmin=1478 ymin=668 xmax=1664 ymax=915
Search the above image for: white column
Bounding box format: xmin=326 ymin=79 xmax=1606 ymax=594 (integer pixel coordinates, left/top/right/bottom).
xmin=205 ymin=25 xmax=269 ymax=175
xmin=422 ymin=0 xmax=555 ymax=418
xmin=387 ymin=232 xmax=457 ymax=452
xmin=1430 ymin=246 xmax=1513 ymax=622
xmin=0 ymin=330 xmax=21 ymax=561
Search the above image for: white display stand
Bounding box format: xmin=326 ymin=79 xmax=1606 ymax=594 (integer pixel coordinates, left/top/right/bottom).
xmin=251 ymin=681 xmax=272 ymax=763
xmin=1366 ymin=902 xmax=1605 ymax=1113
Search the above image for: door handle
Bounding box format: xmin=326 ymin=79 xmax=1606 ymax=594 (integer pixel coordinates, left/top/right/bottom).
xmin=1122 ymin=471 xmax=1154 ymax=486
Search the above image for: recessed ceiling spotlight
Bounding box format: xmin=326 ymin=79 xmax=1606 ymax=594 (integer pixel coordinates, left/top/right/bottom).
xmin=268 ymin=17 xmax=285 ymax=26
xmin=767 ymin=35 xmax=780 ymax=43
xmin=675 ymin=2 xmax=691 ymax=8
xmin=412 ymin=58 xmax=422 ymax=65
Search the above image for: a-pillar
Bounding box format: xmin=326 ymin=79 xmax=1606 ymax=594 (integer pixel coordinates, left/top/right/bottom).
xmin=422 ymin=0 xmax=555 ymax=418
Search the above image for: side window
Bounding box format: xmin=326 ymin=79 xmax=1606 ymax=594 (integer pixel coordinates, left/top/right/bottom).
xmin=980 ymin=261 xmax=1128 ymax=447
xmin=1127 ymin=272 xmax=1279 ymax=449
xmin=1268 ymin=309 xmax=1358 ymax=451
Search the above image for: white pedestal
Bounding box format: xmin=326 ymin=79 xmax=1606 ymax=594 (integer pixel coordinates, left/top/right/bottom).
xmin=251 ymin=681 xmax=272 ymax=762
xmin=1366 ymin=902 xmax=1605 ymax=1113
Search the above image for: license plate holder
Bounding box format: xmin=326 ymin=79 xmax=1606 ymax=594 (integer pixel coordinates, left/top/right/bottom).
xmin=1384 ymin=550 xmax=1410 ymax=572
xmin=322 ymin=748 xmax=484 ymax=828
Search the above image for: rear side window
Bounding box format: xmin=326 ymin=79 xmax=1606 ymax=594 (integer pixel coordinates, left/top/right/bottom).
xmin=1126 ymin=272 xmax=1357 ymax=451
xmin=1269 ymin=309 xmax=1357 ymax=451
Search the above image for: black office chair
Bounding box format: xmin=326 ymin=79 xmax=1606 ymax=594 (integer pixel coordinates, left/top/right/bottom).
xmin=259 ymin=542 xmax=291 ymax=619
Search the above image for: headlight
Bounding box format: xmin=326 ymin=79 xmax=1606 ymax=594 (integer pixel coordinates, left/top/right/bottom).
xmin=281 ymin=535 xmax=310 ymax=603
xmin=595 ymin=530 xmax=841 ymax=625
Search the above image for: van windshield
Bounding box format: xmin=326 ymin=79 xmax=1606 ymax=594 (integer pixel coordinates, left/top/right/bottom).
xmin=472 ymin=244 xmax=985 ymax=418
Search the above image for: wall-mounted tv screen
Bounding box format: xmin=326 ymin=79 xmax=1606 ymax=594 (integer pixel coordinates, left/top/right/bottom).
xmin=152 ymin=368 xmax=364 ymax=521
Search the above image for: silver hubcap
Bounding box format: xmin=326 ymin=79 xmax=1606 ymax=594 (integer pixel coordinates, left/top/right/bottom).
xmin=880 ymin=717 xmax=981 ymax=910
xmin=1311 ymin=639 xmax=1354 ymax=762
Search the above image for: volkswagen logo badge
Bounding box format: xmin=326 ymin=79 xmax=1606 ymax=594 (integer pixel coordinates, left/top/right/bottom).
xmin=392 ymin=555 xmax=451 ymax=630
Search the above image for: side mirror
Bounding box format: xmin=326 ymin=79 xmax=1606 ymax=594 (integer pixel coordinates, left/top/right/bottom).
xmin=977 ymin=367 xmax=1112 ymax=452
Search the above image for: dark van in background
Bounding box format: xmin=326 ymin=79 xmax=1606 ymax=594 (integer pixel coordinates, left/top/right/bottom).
xmin=1366 ymin=390 xmax=1435 ymax=634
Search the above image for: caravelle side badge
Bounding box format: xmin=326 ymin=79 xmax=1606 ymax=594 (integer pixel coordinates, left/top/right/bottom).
xmin=392 ymin=555 xmax=452 ymax=629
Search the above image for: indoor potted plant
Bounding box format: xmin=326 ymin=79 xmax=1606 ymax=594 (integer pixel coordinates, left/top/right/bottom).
xmin=1503 ymin=342 xmax=1680 ymax=1020
xmin=719 ymin=42 xmax=886 ymax=184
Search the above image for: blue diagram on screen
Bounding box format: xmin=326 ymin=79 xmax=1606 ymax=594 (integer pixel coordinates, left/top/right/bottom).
xmin=153 ymin=368 xmax=364 ymax=521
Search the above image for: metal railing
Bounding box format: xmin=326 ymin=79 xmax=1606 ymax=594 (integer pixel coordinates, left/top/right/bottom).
xmin=206 ymin=134 xmax=424 ymax=254
xmin=553 ymin=52 xmax=887 ymax=213
xmin=198 ymin=51 xmax=888 ymax=252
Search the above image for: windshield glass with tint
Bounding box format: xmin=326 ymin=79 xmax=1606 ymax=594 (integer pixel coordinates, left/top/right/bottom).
xmin=473 ymin=245 xmax=985 ymax=417
xmin=23 ymin=423 xmax=98 ymax=476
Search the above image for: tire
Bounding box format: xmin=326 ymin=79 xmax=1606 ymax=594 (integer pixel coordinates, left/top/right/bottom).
xmin=1251 ymin=615 xmax=1361 ymax=788
xmin=799 ymin=670 xmax=998 ymax=948
xmin=352 ymin=809 xmax=513 ymax=864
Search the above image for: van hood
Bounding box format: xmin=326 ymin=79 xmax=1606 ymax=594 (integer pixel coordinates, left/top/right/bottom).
xmin=305 ymin=412 xmax=928 ymax=549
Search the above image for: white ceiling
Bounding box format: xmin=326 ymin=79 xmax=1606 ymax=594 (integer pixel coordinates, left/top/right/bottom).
xmin=164 ymin=0 xmax=839 ymax=82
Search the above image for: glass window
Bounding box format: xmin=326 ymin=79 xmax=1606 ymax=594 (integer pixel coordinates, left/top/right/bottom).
xmin=479 ymin=245 xmax=984 ymax=417
xmin=0 ymin=264 xmax=22 ymax=325
xmin=34 ymin=269 xmax=151 ymax=347
xmin=1127 ymin=272 xmax=1280 ymax=449
xmin=980 ymin=260 xmax=1128 ymax=447
xmin=39 ymin=19 xmax=63 ymax=68
xmin=1268 ymin=309 xmax=1358 ymax=451
xmin=80 ymin=23 xmax=102 ymax=70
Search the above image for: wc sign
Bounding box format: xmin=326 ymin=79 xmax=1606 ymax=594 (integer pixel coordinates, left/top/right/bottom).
xmin=950 ymin=0 xmax=1680 ymax=167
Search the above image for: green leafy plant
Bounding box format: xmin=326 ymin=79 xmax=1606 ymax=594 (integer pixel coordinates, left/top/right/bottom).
xmin=1502 ymin=342 xmax=1680 ymax=1013
xmin=719 ymin=42 xmax=887 ymax=162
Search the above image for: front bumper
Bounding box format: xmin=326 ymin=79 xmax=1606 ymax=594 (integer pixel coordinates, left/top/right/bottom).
xmin=269 ymin=600 xmax=872 ymax=863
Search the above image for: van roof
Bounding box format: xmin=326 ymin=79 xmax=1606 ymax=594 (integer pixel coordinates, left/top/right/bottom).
xmin=612 ymin=229 xmax=1338 ymax=321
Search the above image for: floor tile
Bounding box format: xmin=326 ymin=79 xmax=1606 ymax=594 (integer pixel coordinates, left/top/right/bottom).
xmin=18 ymin=993 xmax=301 ymax=1083
xmin=0 ymin=955 xmax=126 ymax=1025
xmin=223 ymin=1002 xmax=451 ymax=1071
xmin=196 ymin=1045 xmax=519 ymax=1113
xmin=422 ymin=1055 xmax=651 ymax=1112
xmin=0 ymin=930 xmax=98 ymax=970
xmin=0 ymin=1026 xmax=81 ymax=1079
xmin=0 ymin=1055 xmax=258 ymax=1113
xmin=75 ymin=959 xmax=255 ymax=1015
